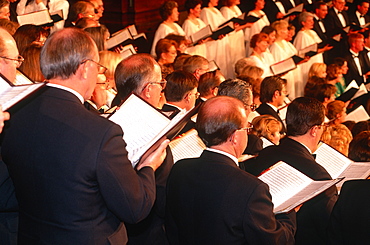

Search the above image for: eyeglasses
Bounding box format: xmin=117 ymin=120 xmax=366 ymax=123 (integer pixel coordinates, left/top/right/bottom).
xmin=238 ymin=125 xmax=254 ymax=134
xmin=0 ymin=55 xmax=24 ymax=68
xmin=245 ymin=103 xmax=257 ymax=112
xmin=96 ymin=80 xmax=110 ymax=90
xmin=81 ymin=59 xmax=107 ymax=74
xmin=188 ymin=91 xmax=200 ymax=99
xmin=142 ymin=79 xmax=167 ymax=92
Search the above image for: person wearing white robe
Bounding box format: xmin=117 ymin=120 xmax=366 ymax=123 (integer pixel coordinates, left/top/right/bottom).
xmin=220 ymin=0 xmax=249 ymax=67
xmin=182 ymin=0 xmax=207 ymax=57
xmin=249 ymin=33 xmax=275 ymax=78
xmin=270 ymin=20 xmax=304 ymax=99
xmin=151 ymin=1 xmax=186 ymax=57
xmin=293 ymin=12 xmax=332 ymax=95
xmin=17 ymin=0 xmax=69 ymax=33
xmin=244 ymin=0 xmax=270 ymax=56
xmin=200 ymin=0 xmax=233 ymax=79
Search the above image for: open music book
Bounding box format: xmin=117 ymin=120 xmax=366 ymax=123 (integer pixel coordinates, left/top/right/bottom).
xmin=345 ymin=105 xmax=369 ymax=122
xmin=107 ymin=28 xmax=132 ymax=50
xmin=314 ymin=142 xmax=370 ymax=186
xmin=119 ymin=44 xmax=136 ymax=59
xmin=108 ymin=93 xmax=199 ymax=166
xmin=108 ymin=25 xmax=148 ymax=53
xmin=14 ymin=70 xmax=35 ymax=85
xmin=0 ymin=73 xmax=46 ymax=111
xmin=218 ymin=13 xmax=260 ymax=27
xmin=270 ymin=57 xmax=297 ymax=75
xmin=169 ymin=129 xmax=206 ymax=163
xmin=189 ymin=25 xmax=212 ymax=45
xmin=17 ymin=9 xmax=63 ymax=26
xmin=258 ymin=161 xmax=342 ymax=214
xmin=285 ymin=3 xmax=304 ymax=18
xmin=298 ymin=43 xmax=318 ymax=58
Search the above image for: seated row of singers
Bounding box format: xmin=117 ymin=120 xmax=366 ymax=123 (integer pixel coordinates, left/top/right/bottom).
xmin=1 ymin=26 xmax=370 ymax=244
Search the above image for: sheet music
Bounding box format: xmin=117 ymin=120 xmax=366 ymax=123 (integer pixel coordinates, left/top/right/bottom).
xmin=107 ymin=29 xmax=132 ymax=50
xmin=0 ymin=83 xmax=45 ymax=111
xmin=286 ymin=3 xmax=303 ymax=15
xmin=169 ymin=129 xmax=206 ymax=163
xmin=14 ymin=70 xmax=34 ymax=85
xmin=298 ymin=43 xmax=317 ymax=58
xmin=258 ymin=162 xmax=311 ymax=208
xmin=190 ymin=25 xmax=212 ymax=44
xmin=345 ymin=105 xmax=369 ymax=122
xmin=17 ymin=9 xmax=52 ymax=26
xmin=119 ymin=44 xmax=136 ymax=59
xmin=352 ymin=83 xmax=368 ymax=100
xmin=314 ymin=143 xmax=351 ymax=179
xmin=339 ymin=162 xmax=370 ymax=180
xmin=128 ymin=25 xmax=138 ymax=36
xmin=109 ymin=94 xmax=170 ymax=163
xmin=270 ymin=58 xmax=296 ymax=75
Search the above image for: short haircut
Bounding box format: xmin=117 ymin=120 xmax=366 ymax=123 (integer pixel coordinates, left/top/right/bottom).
xmin=304 ymin=76 xmax=326 ymax=97
xmin=165 ymin=34 xmax=187 ymax=47
xmin=234 ymin=57 xmax=256 ymax=76
xmin=271 ymin=20 xmax=289 ymax=32
xmin=0 ymin=0 xmax=9 ymax=9
xmin=75 ymin=17 xmax=98 ymax=29
xmin=114 ymin=53 xmax=159 ymax=101
xmin=164 ymin=70 xmax=198 ymax=102
xmin=196 ymin=96 xmax=245 ymax=147
xmin=251 ymin=114 xmax=283 ymax=140
xmin=185 ymin=0 xmax=202 ymax=12
xmin=239 ymin=65 xmax=263 ymax=79
xmin=155 ymin=38 xmax=177 ymax=59
xmin=348 ymin=33 xmax=364 ymax=45
xmin=261 ymin=25 xmax=275 ymax=35
xmin=183 ymin=55 xmax=208 ymax=74
xmin=250 ymin=33 xmax=268 ymax=48
xmin=332 ymin=57 xmax=347 ymax=67
xmin=358 ymin=0 xmax=370 ymax=7
xmin=159 ymin=1 xmax=178 ymax=21
xmin=40 ymin=28 xmax=97 ymax=80
xmin=69 ymin=1 xmax=94 ymax=22
xmin=314 ymin=1 xmax=327 ymax=11
xmin=286 ymin=97 xmax=325 ymax=136
xmin=308 ymin=62 xmax=327 ymax=79
xmin=326 ymin=64 xmax=340 ymax=81
xmin=259 ymin=76 xmax=287 ymax=103
xmin=198 ymin=70 xmax=223 ymax=97
xmin=349 ymin=131 xmax=370 ymax=161
xmin=173 ymin=53 xmax=192 ymax=70
xmin=326 ymin=100 xmax=345 ymax=120
xmin=298 ymin=11 xmax=314 ymax=23
xmin=217 ymin=78 xmax=253 ymax=107
xmin=307 ymin=83 xmax=336 ymax=102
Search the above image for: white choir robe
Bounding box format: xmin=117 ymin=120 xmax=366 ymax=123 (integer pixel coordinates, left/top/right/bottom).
xmin=293 ymin=29 xmax=323 ymax=96
xmin=244 ymin=10 xmax=270 ymax=56
xmin=249 ymin=50 xmax=275 ymax=78
xmin=270 ymin=40 xmax=304 ymax=99
xmin=200 ymin=7 xmax=234 ymax=79
xmin=220 ymin=6 xmax=246 ymax=69
xmin=182 ymin=18 xmax=207 ymax=58
xmin=151 ymin=22 xmax=186 ymax=57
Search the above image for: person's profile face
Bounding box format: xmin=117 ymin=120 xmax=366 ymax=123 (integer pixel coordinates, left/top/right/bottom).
xmin=316 ymin=5 xmax=328 ymax=19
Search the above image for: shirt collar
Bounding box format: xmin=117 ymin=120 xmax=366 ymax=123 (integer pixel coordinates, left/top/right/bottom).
xmin=266 ymin=103 xmax=279 ymax=113
xmin=47 ymin=83 xmax=84 ymax=104
xmin=206 ymin=148 xmax=239 ymax=166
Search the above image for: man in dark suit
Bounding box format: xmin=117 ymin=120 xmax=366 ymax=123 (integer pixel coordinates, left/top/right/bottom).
xmin=244 ymin=97 xmax=338 ymax=245
xmin=313 ymin=2 xmax=329 ymax=42
xmin=349 ymin=0 xmax=370 ymax=28
xmin=344 ymin=32 xmax=370 ymax=85
xmin=113 ymin=53 xmax=174 ymax=245
xmin=0 ymin=27 xmax=18 ymax=245
xmin=327 ymin=179 xmax=370 ymax=244
xmin=1 ymin=28 xmax=169 ymax=244
xmin=256 ymin=76 xmax=287 ymax=134
xmin=165 ymin=96 xmax=297 ymax=244
xmin=264 ymin=0 xmax=288 ymax=23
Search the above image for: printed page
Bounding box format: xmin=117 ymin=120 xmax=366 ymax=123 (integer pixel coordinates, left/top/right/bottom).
xmin=258 ymin=161 xmax=311 ymax=210
xmin=17 ymin=9 xmax=52 ymax=26
xmin=352 ymin=83 xmax=368 ymax=100
xmin=169 ymin=129 xmax=206 ymax=163
xmin=314 ymin=143 xmax=352 ymax=179
xmin=119 ymin=44 xmax=136 ymax=59
xmin=0 ymin=74 xmax=11 ymax=92
xmin=0 ymin=83 xmax=45 ymax=111
xmin=190 ymin=25 xmax=212 ymax=44
xmin=14 ymin=70 xmax=34 ymax=85
xmin=345 ymin=105 xmax=369 ymax=123
xmin=270 ymin=58 xmax=296 ymax=75
xmin=107 ymin=29 xmax=132 ymax=49
xmin=336 ymin=162 xmax=370 ymax=186
xmin=109 ymin=94 xmax=170 ymax=164
xmin=128 ymin=25 xmax=138 ymax=36
xmin=274 ymin=179 xmax=340 ymax=213
xmin=286 ymin=3 xmax=303 ymax=15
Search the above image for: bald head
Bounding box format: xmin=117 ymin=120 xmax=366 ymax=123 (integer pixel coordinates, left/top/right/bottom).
xmin=196 ymin=96 xmax=247 ymax=147
xmin=0 ymin=27 xmax=19 ymax=82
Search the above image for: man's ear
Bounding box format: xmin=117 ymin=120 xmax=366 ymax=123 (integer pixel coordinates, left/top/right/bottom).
xmin=310 ymin=125 xmax=319 ymax=137
xmin=79 ymin=61 xmax=89 ymax=80
xmin=273 ymin=90 xmax=280 ymax=99
xmin=212 ymin=86 xmax=218 ymax=96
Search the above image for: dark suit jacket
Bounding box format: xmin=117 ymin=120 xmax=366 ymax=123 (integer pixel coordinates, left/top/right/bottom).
xmin=313 ymin=18 xmax=328 ymax=45
xmin=1 ymin=87 xmax=157 ymax=245
xmin=348 ymin=11 xmax=370 ymax=28
xmin=343 ymin=49 xmax=370 ymax=85
xmin=256 ymin=103 xmax=287 ymax=133
xmin=243 ymin=137 xmax=338 ymax=245
xmin=165 ymin=150 xmax=297 ymax=244
xmin=327 ymin=179 xmax=370 ymax=245
xmin=161 ymin=103 xmax=196 ymax=135
xmin=325 ymin=8 xmax=350 ymax=37
xmin=264 ymin=0 xmax=288 ymax=23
